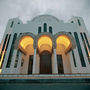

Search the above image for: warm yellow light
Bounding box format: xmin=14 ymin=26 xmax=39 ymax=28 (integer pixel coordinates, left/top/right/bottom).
xmin=89 ymin=52 xmax=90 ymax=58
xmin=25 ymin=44 xmax=34 ymax=54
xmin=20 ymin=36 xmax=34 ymax=49
xmin=56 ymin=44 xmax=66 ymax=53
xmin=39 ymin=44 xmax=52 ymax=53
xmin=0 ymin=51 xmax=5 ymax=68
xmin=56 ymin=35 xmax=71 ymax=52
xmin=0 ymin=69 xmax=2 ymax=73
xmin=38 ymin=36 xmax=52 ymax=53
xmin=19 ymin=36 xmax=34 ymax=54
xmin=86 ymin=47 xmax=90 ymax=59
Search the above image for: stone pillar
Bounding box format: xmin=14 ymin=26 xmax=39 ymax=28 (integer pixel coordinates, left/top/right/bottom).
xmin=32 ymin=49 xmax=37 ymax=74
xmin=21 ymin=55 xmax=29 ymax=74
xmin=10 ymin=49 xmax=17 ymax=73
xmin=17 ymin=51 xmax=22 ymax=74
xmin=35 ymin=54 xmax=40 ymax=74
xmin=52 ymin=49 xmax=58 ymax=74
xmin=62 ymin=53 xmax=72 ymax=73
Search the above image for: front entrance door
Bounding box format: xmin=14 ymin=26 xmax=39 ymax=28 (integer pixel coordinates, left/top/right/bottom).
xmin=40 ymin=51 xmax=52 ymax=74
xmin=28 ymin=55 xmax=33 ymax=74
xmin=57 ymin=55 xmax=64 ymax=74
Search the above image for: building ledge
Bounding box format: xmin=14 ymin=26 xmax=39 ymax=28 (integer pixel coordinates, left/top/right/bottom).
xmin=0 ymin=74 xmax=90 ymax=79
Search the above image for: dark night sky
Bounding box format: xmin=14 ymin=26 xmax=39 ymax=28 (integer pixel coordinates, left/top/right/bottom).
xmin=0 ymin=0 xmax=90 ymax=42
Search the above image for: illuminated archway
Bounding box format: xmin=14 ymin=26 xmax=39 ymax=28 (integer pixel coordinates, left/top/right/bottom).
xmin=38 ymin=35 xmax=53 ymax=53
xmin=19 ymin=36 xmax=34 ymax=54
xmin=56 ymin=35 xmax=72 ymax=54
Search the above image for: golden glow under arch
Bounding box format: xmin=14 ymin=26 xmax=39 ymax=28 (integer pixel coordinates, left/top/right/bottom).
xmin=19 ymin=36 xmax=34 ymax=54
xmin=38 ymin=35 xmax=52 ymax=53
xmin=56 ymin=35 xmax=71 ymax=53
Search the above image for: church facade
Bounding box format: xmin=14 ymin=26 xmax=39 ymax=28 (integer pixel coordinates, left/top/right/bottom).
xmin=0 ymin=15 xmax=90 ymax=77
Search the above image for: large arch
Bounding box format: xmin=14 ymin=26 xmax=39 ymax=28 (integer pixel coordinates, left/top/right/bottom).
xmin=54 ymin=32 xmax=76 ymax=53
xmin=14 ymin=32 xmax=36 ymax=49
xmin=35 ymin=32 xmax=56 ymax=50
xmin=38 ymin=35 xmax=52 ymax=53
xmin=54 ymin=32 xmax=76 ymax=74
xmin=14 ymin=32 xmax=36 ymax=54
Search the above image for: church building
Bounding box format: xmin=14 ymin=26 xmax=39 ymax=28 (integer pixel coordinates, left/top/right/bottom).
xmin=0 ymin=15 xmax=90 ymax=89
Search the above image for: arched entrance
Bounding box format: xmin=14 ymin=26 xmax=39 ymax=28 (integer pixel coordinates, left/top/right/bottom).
xmin=38 ymin=35 xmax=53 ymax=74
xmin=56 ymin=34 xmax=74 ymax=74
xmin=18 ymin=36 xmax=34 ymax=74
xmin=56 ymin=35 xmax=72 ymax=53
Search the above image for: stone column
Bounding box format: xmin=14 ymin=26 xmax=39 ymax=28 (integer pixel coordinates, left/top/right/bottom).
xmin=35 ymin=54 xmax=40 ymax=74
xmin=52 ymin=49 xmax=58 ymax=74
xmin=10 ymin=49 xmax=17 ymax=73
xmin=21 ymin=55 xmax=29 ymax=74
xmin=32 ymin=49 xmax=37 ymax=74
xmin=17 ymin=51 xmax=22 ymax=74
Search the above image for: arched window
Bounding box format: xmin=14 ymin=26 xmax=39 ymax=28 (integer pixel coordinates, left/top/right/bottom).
xmin=38 ymin=26 xmax=41 ymax=34
xmin=49 ymin=26 xmax=53 ymax=34
xmin=43 ymin=23 xmax=47 ymax=32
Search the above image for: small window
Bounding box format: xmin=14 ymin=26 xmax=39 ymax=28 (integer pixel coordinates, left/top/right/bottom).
xmin=17 ymin=22 xmax=20 ymax=24
xmin=21 ymin=58 xmax=24 ymax=67
xmin=43 ymin=23 xmax=47 ymax=32
xmin=71 ymin=21 xmax=74 ymax=23
xmin=49 ymin=26 xmax=53 ymax=34
xmin=38 ymin=27 xmax=41 ymax=34
xmin=20 ymin=33 xmax=22 ymax=35
xmin=77 ymin=19 xmax=81 ymax=26
xmin=10 ymin=21 xmax=14 ymax=28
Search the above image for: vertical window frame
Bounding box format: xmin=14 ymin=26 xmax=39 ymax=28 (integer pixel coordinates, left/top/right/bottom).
xmin=38 ymin=26 xmax=41 ymax=34
xmin=6 ymin=33 xmax=17 ymax=68
xmin=10 ymin=21 xmax=14 ymax=28
xmin=43 ymin=23 xmax=47 ymax=32
xmin=77 ymin=19 xmax=81 ymax=26
xmin=74 ymin=32 xmax=86 ymax=67
xmin=0 ymin=34 xmax=8 ymax=61
xmin=57 ymin=55 xmax=64 ymax=74
xmin=49 ymin=26 xmax=53 ymax=34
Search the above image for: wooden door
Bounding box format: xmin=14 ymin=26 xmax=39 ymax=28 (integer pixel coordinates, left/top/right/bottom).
xmin=40 ymin=51 xmax=52 ymax=74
